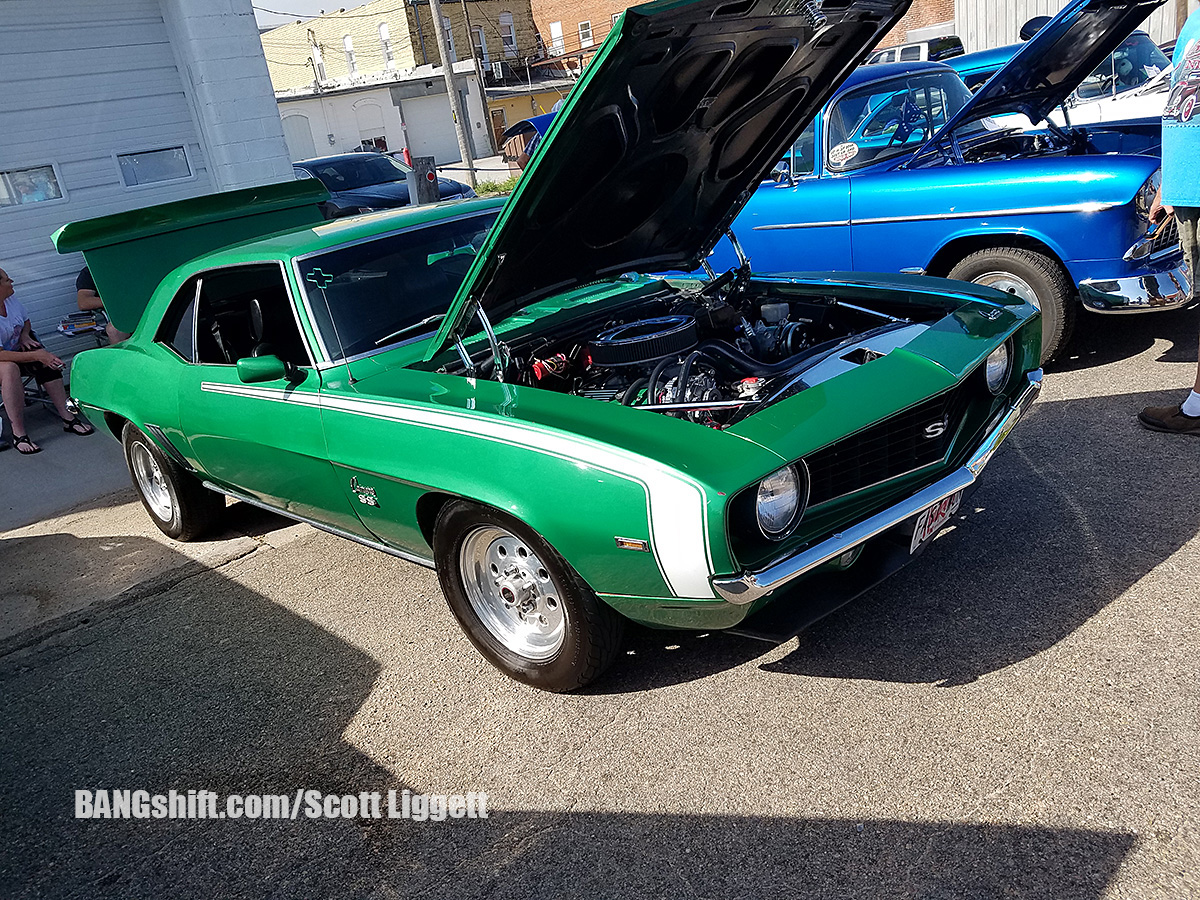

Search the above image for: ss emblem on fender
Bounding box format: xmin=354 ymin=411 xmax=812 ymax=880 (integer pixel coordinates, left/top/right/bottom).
xmin=924 ymin=418 xmax=949 ymax=440
xmin=350 ymin=476 xmax=379 ymax=507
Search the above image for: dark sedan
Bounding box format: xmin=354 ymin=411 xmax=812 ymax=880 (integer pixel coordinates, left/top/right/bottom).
xmin=293 ymin=152 xmax=476 ymax=218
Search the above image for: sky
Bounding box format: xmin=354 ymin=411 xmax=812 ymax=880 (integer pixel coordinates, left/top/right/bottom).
xmin=253 ymin=2 xmax=348 ymax=30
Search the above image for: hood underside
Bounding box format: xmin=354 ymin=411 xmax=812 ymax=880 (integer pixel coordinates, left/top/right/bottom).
xmin=925 ymin=0 xmax=1166 ymax=144
xmin=429 ymin=0 xmax=912 ymax=360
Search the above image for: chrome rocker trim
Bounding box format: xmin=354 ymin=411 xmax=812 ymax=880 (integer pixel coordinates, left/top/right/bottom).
xmin=202 ymin=483 xmax=437 ymax=569
xmin=1079 ymin=262 xmax=1194 ymax=314
xmin=712 ymin=369 xmax=1043 ymax=606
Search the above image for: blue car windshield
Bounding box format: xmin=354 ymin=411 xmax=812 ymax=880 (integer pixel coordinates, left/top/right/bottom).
xmin=825 ymin=71 xmax=975 ymax=172
xmin=1075 ymin=33 xmax=1170 ymax=101
xmin=305 ymin=155 xmax=413 ymax=191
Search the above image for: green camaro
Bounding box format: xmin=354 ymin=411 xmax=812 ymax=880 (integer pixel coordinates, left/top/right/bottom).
xmin=55 ymin=0 xmax=1041 ymax=692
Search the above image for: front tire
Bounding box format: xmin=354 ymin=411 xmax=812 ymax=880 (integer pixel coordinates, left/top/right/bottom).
xmin=122 ymin=424 xmax=224 ymax=540
xmin=948 ymin=247 xmax=1074 ymax=364
xmin=433 ymin=500 xmax=624 ymax=692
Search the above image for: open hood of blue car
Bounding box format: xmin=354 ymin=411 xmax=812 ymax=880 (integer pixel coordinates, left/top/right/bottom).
xmin=426 ymin=0 xmax=912 ymax=362
xmin=922 ymin=0 xmax=1166 ymax=147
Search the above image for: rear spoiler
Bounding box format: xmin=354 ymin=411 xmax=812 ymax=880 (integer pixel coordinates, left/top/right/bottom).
xmin=51 ymin=180 xmax=329 ymax=334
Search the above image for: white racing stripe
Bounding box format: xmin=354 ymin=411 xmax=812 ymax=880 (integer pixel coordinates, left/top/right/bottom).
xmin=201 ymin=382 xmax=717 ymax=599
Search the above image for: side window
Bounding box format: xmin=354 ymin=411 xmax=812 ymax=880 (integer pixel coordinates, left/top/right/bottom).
xmin=193 ymin=265 xmax=310 ymax=367
xmin=900 ymin=45 xmax=921 ymax=61
xmin=155 ymin=276 xmax=199 ymax=362
xmin=791 ymin=120 xmax=817 ymax=177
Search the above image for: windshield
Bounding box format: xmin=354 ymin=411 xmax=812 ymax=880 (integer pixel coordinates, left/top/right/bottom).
xmin=825 ymin=71 xmax=975 ymax=171
xmin=298 ymin=210 xmax=498 ymax=361
xmin=304 ymin=155 xmax=413 ymax=191
xmin=1075 ymin=33 xmax=1170 ymax=101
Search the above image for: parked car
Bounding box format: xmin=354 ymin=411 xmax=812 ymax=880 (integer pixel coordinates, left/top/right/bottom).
xmin=54 ymin=0 xmax=1042 ymax=693
xmin=946 ymin=30 xmax=1172 ymax=125
xmin=714 ymin=0 xmax=1188 ymax=363
xmin=865 ymin=34 xmax=964 ymax=65
xmin=293 ymin=152 xmax=475 ymax=218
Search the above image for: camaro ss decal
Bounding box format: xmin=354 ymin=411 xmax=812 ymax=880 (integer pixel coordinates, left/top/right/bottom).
xmin=200 ymin=382 xmax=716 ymax=599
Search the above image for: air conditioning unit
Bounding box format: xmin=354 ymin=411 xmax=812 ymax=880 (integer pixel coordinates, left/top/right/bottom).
xmin=491 ymin=61 xmax=504 ymax=79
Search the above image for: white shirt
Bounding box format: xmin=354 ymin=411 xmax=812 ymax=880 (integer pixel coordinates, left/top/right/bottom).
xmin=0 ymin=296 xmax=30 ymax=351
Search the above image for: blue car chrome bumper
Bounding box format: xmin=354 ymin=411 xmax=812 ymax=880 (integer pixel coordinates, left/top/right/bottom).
xmin=1079 ymin=260 xmax=1194 ymax=314
xmin=711 ymin=369 xmax=1043 ymax=606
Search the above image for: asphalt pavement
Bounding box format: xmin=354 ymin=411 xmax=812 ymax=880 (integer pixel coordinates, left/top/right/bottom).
xmin=1 ymin=308 xmax=1197 ymax=899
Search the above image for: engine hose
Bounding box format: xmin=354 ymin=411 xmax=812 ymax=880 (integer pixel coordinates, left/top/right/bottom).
xmin=677 ymin=350 xmax=701 ymax=404
xmin=693 ymin=340 xmax=798 ymax=379
xmin=621 ymin=377 xmax=649 ymax=406
xmin=647 ymin=357 xmax=676 ymax=404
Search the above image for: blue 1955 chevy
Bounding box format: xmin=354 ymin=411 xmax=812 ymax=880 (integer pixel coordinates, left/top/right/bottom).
xmin=708 ymin=0 xmax=1189 ymax=362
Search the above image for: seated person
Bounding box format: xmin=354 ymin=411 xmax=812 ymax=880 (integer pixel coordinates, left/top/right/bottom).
xmin=1 ymin=266 xmax=94 ymax=454
xmin=77 ymin=266 xmax=131 ymax=343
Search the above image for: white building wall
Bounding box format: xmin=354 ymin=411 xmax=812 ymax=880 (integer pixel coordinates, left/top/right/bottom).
xmin=279 ymin=88 xmax=410 ymax=159
xmin=0 ymin=0 xmax=291 ymax=362
xmin=956 ymin=1 xmax=1195 ymax=53
xmin=277 ymin=68 xmax=491 ymax=164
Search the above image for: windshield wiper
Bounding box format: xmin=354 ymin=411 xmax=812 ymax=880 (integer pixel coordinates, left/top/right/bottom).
xmin=375 ymin=314 xmax=445 ymax=346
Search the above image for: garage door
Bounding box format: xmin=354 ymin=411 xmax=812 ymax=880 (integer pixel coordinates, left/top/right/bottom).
xmin=402 ymin=93 xmax=461 ymax=165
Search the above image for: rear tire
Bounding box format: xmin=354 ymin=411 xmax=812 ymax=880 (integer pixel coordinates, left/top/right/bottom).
xmin=948 ymin=247 xmax=1074 ymax=364
xmin=433 ymin=500 xmax=624 ymax=692
xmin=122 ymin=424 xmax=223 ymax=540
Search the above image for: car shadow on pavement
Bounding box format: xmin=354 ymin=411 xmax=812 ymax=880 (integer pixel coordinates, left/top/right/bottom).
xmin=0 ymin=533 xmax=1137 ymax=898
xmin=1048 ymin=306 xmax=1198 ymax=374
xmin=759 ymin=389 xmax=1200 ymax=687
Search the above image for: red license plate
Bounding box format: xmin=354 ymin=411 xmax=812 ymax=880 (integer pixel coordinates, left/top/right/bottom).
xmin=910 ymin=491 xmax=963 ymax=554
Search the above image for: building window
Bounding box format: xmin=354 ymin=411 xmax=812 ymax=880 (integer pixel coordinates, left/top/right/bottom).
xmin=442 ymin=17 xmax=457 ymax=63
xmin=548 ymin=21 xmax=564 ymax=55
xmin=499 ymin=12 xmax=517 ymax=58
xmin=578 ymin=21 xmax=593 ymax=49
xmin=472 ymin=25 xmax=488 ymax=62
xmin=379 ymin=23 xmax=395 ymax=69
xmin=343 ymin=34 xmax=357 ymax=76
xmin=116 ymin=147 xmax=192 ymax=187
xmin=0 ymin=164 xmax=63 ymax=206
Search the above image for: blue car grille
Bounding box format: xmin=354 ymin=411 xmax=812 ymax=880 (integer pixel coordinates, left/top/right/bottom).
xmin=1149 ymin=218 xmax=1180 ymax=256
xmin=805 ymin=381 xmax=975 ymax=507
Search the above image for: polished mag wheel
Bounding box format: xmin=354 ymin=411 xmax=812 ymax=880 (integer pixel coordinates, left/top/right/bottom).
xmin=129 ymin=439 xmax=175 ymax=522
xmin=122 ymin=423 xmax=224 ymax=541
xmin=459 ymin=525 xmax=566 ymax=659
xmin=434 ymin=500 xmax=624 ymax=692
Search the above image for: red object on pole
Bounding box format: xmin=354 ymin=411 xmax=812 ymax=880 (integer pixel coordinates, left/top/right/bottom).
xmin=402 ymin=147 xmax=412 ymax=166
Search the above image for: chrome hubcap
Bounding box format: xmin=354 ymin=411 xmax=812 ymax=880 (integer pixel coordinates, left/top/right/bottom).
xmin=130 ymin=442 xmax=173 ymax=522
xmin=459 ymin=526 xmax=565 ymax=659
xmin=974 ymin=271 xmax=1040 ymax=309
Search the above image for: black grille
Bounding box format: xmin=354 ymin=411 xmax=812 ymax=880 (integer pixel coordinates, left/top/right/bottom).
xmin=805 ymin=381 xmax=975 ymax=507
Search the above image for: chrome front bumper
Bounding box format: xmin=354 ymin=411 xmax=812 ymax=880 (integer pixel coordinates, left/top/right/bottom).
xmin=711 ymin=370 xmax=1043 ymax=606
xmin=1079 ymin=261 xmax=1194 ymax=313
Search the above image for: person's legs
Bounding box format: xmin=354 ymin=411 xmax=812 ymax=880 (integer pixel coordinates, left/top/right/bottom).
xmin=1139 ymin=208 xmax=1200 ymax=434
xmin=35 ymin=368 xmax=93 ymax=434
xmin=0 ymin=359 xmax=35 ymax=450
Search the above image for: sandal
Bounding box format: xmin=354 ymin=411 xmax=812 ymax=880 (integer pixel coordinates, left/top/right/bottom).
xmin=62 ymin=415 xmax=95 ymax=436
xmin=13 ymin=434 xmax=41 ymax=455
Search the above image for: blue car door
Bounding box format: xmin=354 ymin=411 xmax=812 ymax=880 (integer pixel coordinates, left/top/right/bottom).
xmin=709 ymin=120 xmax=853 ymax=274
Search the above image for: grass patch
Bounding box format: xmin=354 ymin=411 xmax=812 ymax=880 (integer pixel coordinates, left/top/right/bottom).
xmin=473 ymin=174 xmax=522 ymax=197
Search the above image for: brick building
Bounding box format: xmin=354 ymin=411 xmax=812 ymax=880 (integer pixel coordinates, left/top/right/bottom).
xmin=531 ymin=0 xmax=624 ymax=61
xmin=878 ymin=0 xmax=956 ymax=47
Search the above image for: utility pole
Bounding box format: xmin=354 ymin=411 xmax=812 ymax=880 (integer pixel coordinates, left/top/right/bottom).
xmin=428 ymin=0 xmax=477 ymax=188
xmin=460 ymin=0 xmax=496 ymax=156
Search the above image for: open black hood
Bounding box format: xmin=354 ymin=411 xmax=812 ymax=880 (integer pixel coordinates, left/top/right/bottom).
xmin=429 ymin=0 xmax=911 ymax=358
xmin=928 ymin=0 xmax=1166 ymax=141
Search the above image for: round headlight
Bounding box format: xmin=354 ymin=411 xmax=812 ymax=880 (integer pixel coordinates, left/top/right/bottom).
xmin=757 ymin=465 xmax=804 ymax=539
xmin=985 ymin=341 xmax=1012 ymax=394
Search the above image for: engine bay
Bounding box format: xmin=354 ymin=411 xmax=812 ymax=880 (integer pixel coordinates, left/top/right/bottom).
xmin=450 ymin=278 xmax=945 ymax=429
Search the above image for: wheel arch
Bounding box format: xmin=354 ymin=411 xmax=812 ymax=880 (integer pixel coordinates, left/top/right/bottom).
xmin=924 ymin=231 xmax=1073 ymax=283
